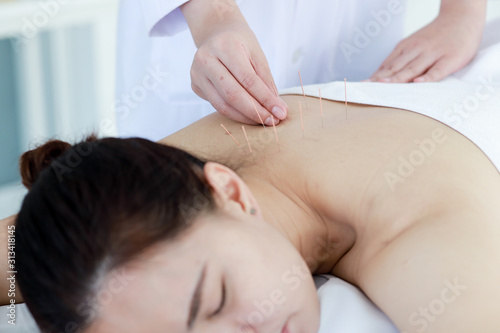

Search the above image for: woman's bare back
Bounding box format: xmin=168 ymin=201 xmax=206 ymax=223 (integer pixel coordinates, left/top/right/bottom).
xmin=161 ymin=94 xmax=500 ymax=332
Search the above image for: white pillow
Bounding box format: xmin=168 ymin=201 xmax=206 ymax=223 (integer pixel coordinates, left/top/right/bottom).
xmin=314 ymin=275 xmax=399 ymax=333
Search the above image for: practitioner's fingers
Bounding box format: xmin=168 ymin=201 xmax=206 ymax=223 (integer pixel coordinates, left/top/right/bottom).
xmin=369 ymin=42 xmax=421 ymax=82
xmin=219 ymin=42 xmax=288 ymax=121
xmin=413 ymin=55 xmax=463 ymax=83
xmin=369 ymin=9 xmax=485 ymax=84
xmin=191 ymin=81 xmax=207 ymax=100
xmin=191 ymin=51 xmax=257 ymax=123
xmin=243 ymin=41 xmax=287 ymax=116
xmin=201 ymin=56 xmax=280 ymax=126
xmin=210 ymin=71 xmax=280 ymax=126
xmin=385 ymin=54 xmax=439 ymax=83
xmin=196 ymin=71 xmax=276 ymax=126
xmin=189 ymin=25 xmax=286 ymax=126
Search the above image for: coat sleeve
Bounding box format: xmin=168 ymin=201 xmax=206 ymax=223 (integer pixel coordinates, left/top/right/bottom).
xmin=139 ymin=0 xmax=191 ymax=36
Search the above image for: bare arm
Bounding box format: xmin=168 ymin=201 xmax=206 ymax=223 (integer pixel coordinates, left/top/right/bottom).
xmin=361 ymin=212 xmax=500 ymax=332
xmin=440 ymin=0 xmax=487 ymax=18
xmin=0 ymin=215 xmax=23 ymax=306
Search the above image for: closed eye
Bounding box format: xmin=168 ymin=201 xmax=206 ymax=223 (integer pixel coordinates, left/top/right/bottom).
xmin=210 ymin=277 xmax=226 ymax=317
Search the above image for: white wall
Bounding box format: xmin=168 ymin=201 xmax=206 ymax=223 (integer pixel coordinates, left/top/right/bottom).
xmin=405 ymin=0 xmax=500 ymax=36
xmin=0 ymin=0 xmax=119 ymax=219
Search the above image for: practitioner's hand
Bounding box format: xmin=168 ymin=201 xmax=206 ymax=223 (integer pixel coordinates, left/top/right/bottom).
xmin=369 ymin=2 xmax=486 ymax=83
xmin=181 ymin=0 xmax=288 ymax=126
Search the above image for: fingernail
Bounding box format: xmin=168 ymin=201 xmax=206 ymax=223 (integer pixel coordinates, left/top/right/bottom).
xmin=265 ymin=116 xmax=277 ymax=126
xmin=380 ymin=77 xmax=392 ymax=83
xmin=271 ymin=106 xmax=286 ymax=120
xmin=414 ymin=77 xmax=425 ymax=83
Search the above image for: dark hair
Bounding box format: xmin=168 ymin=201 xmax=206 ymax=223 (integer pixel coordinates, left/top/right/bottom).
xmin=15 ymin=136 xmax=216 ymax=332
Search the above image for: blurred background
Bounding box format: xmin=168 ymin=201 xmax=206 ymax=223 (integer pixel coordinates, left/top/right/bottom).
xmin=0 ymin=0 xmax=500 ymax=331
xmin=0 ymin=0 xmax=119 ymax=220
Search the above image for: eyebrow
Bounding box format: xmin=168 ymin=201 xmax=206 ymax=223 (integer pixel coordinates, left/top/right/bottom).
xmin=187 ymin=262 xmax=207 ymax=330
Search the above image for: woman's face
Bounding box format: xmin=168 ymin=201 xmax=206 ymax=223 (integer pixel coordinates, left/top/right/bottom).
xmin=91 ymin=210 xmax=320 ymax=333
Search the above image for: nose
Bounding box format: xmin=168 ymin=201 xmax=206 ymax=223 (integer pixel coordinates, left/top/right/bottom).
xmin=235 ymin=324 xmax=258 ymax=333
xmin=207 ymin=309 xmax=274 ymax=333
xmin=236 ymin=323 xmax=284 ymax=333
xmin=205 ymin=322 xmax=258 ymax=333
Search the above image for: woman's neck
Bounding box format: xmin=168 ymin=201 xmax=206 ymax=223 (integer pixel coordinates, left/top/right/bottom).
xmin=239 ymin=170 xmax=357 ymax=274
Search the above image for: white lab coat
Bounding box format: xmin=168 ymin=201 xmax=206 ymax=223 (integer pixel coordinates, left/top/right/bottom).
xmin=116 ymin=0 xmax=408 ymax=141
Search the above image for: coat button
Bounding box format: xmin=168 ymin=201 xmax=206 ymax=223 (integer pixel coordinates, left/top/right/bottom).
xmin=292 ymin=47 xmax=304 ymax=65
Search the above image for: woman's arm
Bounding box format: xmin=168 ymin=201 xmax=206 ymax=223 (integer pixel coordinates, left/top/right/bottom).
xmin=361 ymin=210 xmax=500 ymax=333
xmin=0 ymin=215 xmax=23 ymax=306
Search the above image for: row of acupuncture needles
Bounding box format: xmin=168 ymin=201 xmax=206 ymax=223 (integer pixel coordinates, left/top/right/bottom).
xmin=220 ymin=71 xmax=349 ymax=162
xmin=298 ymin=71 xmax=347 ymax=122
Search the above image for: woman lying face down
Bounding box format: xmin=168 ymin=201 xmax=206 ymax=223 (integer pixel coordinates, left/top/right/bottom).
xmin=12 ymin=95 xmax=500 ymax=333
xmin=15 ymin=137 xmax=321 ymax=333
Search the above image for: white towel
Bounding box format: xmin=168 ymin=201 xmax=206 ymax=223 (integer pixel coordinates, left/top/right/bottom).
xmin=282 ymin=18 xmax=500 ymax=172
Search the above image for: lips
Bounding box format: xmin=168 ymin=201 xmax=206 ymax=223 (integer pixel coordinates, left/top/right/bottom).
xmin=281 ymin=321 xmax=290 ymax=333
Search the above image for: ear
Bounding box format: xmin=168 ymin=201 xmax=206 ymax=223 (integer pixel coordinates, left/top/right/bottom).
xmin=203 ymin=162 xmax=261 ymax=217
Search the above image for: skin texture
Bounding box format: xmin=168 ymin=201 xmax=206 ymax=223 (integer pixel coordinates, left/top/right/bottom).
xmin=1 ymin=95 xmax=499 ymax=332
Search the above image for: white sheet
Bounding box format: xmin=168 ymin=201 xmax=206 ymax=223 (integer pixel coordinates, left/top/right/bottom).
xmin=314 ymin=275 xmax=399 ymax=333
xmin=281 ymin=18 xmax=500 ymax=173
xmin=0 ymin=304 xmax=38 ymax=333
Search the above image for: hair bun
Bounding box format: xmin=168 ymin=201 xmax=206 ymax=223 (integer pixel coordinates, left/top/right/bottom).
xmin=20 ymin=140 xmax=72 ymax=190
